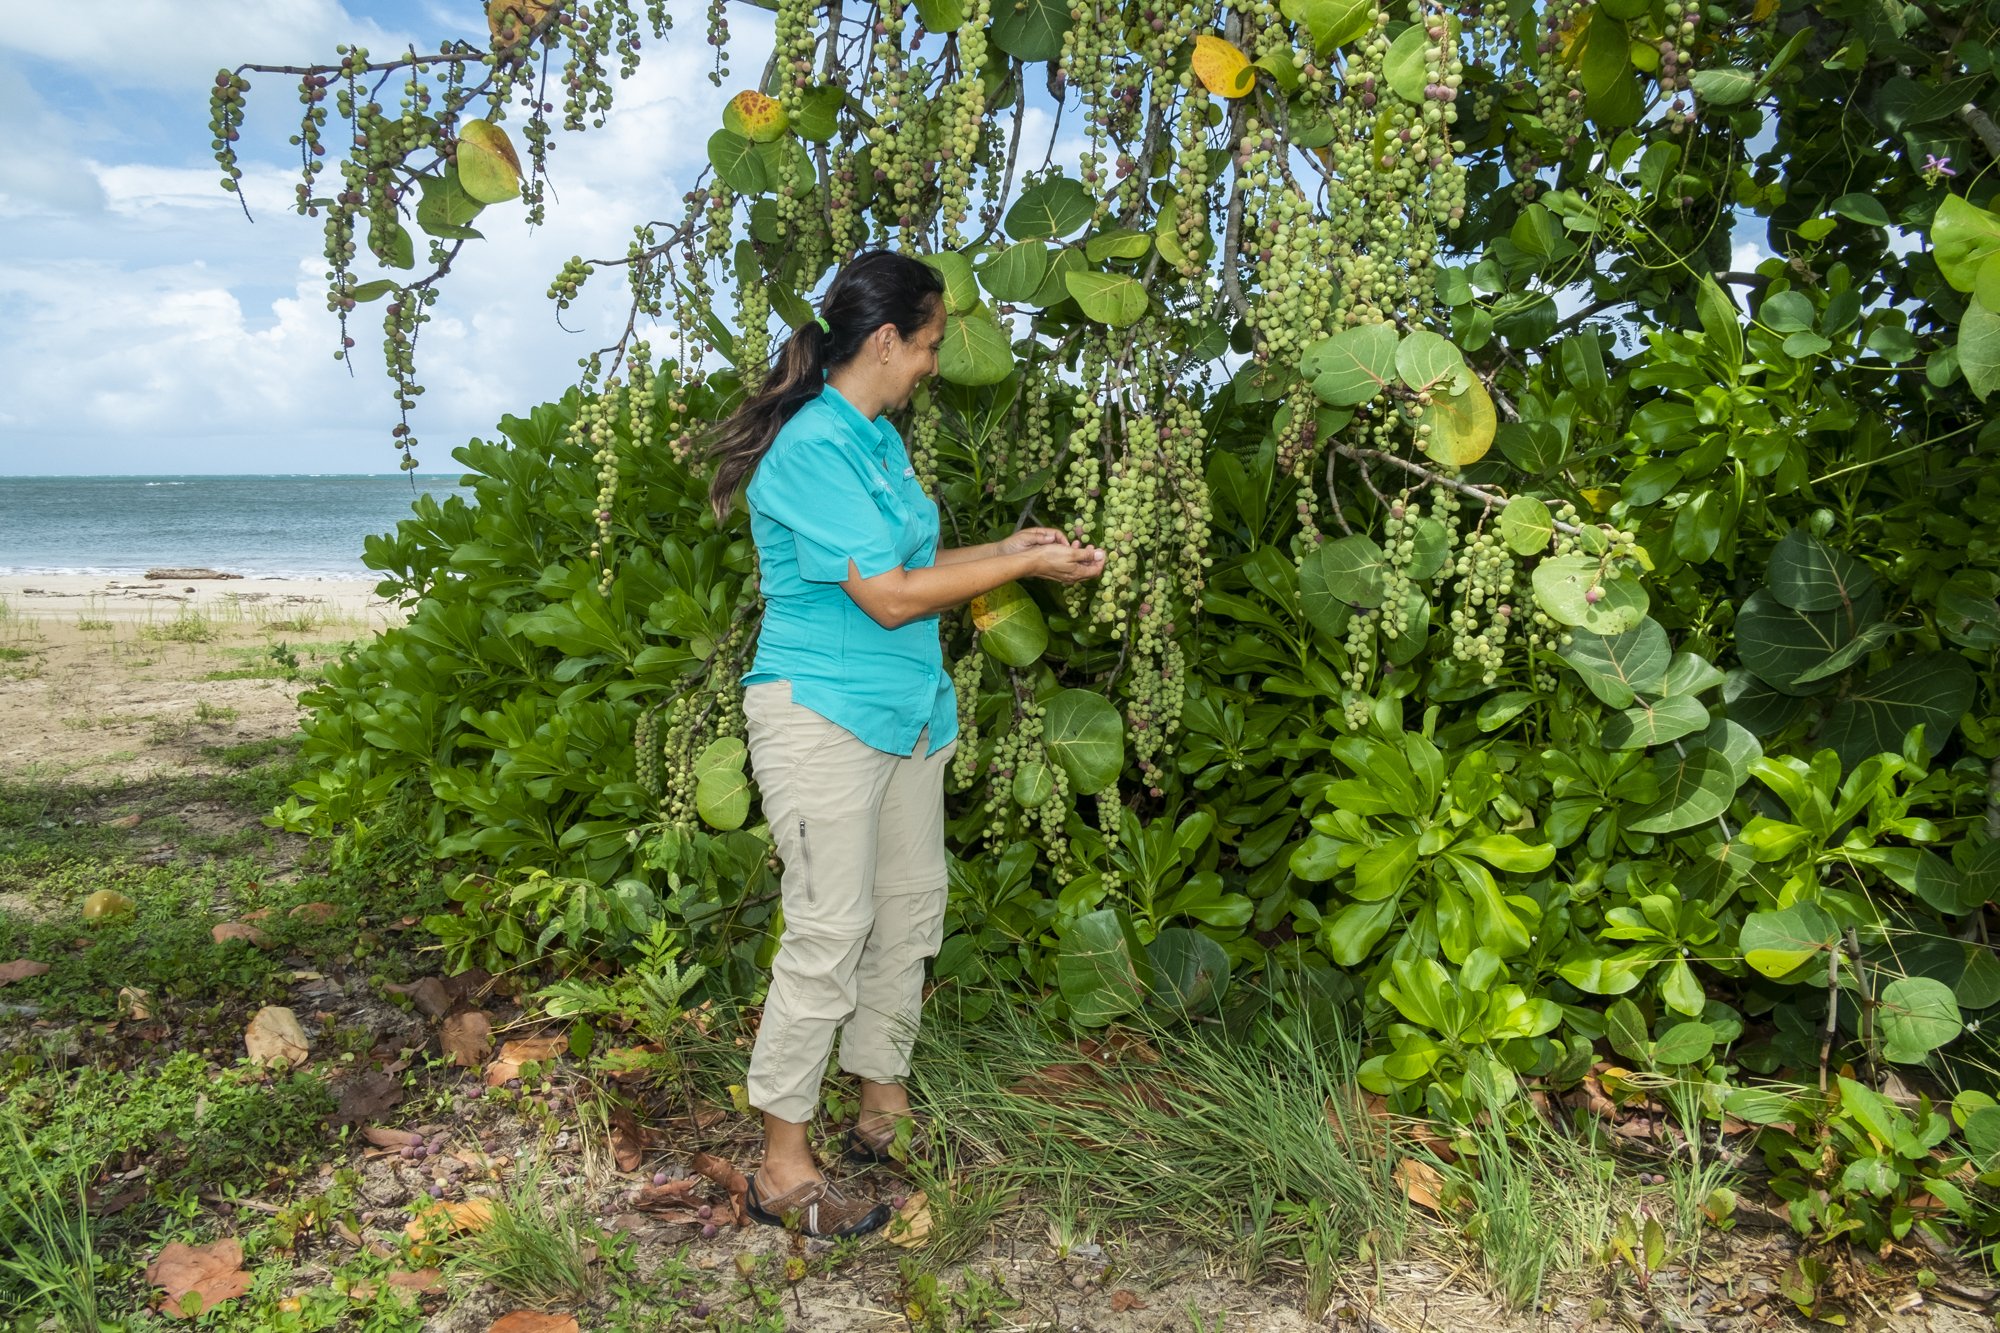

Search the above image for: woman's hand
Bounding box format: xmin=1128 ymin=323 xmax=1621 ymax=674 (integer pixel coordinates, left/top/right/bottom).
xmin=997 ymin=526 xmax=1070 ymax=557
xmin=1026 ymin=537 xmax=1107 ymax=584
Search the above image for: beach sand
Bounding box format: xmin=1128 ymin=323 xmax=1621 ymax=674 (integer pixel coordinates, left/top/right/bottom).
xmin=0 ymin=574 xmax=403 ymax=784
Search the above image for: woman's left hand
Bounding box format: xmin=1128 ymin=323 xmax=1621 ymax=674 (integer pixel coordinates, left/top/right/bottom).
xmin=998 ymin=527 xmax=1070 ymax=557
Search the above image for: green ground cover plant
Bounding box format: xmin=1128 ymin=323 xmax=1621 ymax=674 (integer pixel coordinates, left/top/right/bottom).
xmin=206 ymin=0 xmax=2000 ymax=1276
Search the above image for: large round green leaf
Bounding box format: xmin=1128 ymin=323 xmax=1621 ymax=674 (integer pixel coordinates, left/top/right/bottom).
xmin=1306 ymin=534 xmax=1386 ymax=608
xmin=1739 ymin=902 xmax=1837 ymax=979
xmin=919 ymin=251 xmax=979 ymax=315
xmin=1933 ymin=193 xmax=2000 ymax=293
xmin=706 ymin=129 xmax=770 ymax=195
xmin=1383 ymin=24 xmax=1428 ymax=104
xmin=1821 ymin=652 xmax=1977 ymax=766
xmin=1064 ymin=270 xmax=1149 ymax=327
xmin=1043 ymin=689 xmax=1124 ymax=795
xmin=695 ymin=766 xmax=751 ymax=831
xmin=988 ymin=0 xmax=1073 ymax=61
xmin=1394 ymin=328 xmax=1468 ymax=393
xmin=1879 ymin=977 xmax=1963 ymax=1063
xmin=1767 ymin=529 xmax=1876 ymax=613
xmin=1280 ymin=0 xmax=1373 ymax=54
xmin=1301 ymin=323 xmax=1398 ymax=406
xmin=1602 ymin=694 xmax=1710 ymax=750
xmin=1560 ymin=617 xmax=1670 ymax=708
xmin=971 ymin=580 xmax=1047 ymax=666
xmin=1012 ymin=761 xmax=1055 ymax=808
xmin=1735 ymin=587 xmax=1880 ymax=694
xmin=1722 ymin=668 xmax=1808 ymax=736
xmin=1297 ymin=544 xmax=1357 ymax=638
xmin=790 ymin=85 xmax=844 ymax=142
xmin=1499 ymin=496 xmax=1553 ymax=555
xmin=1531 ymin=555 xmax=1648 ymax=633
xmin=938 ymin=307 xmax=1015 ymax=386
xmin=1057 ymin=908 xmax=1150 ymax=1027
xmin=456 ymin=119 xmax=522 ymax=203
xmin=1961 ymin=300 xmax=2000 ymax=401
xmin=1145 ymin=927 xmax=1231 ymax=1016
xmin=978 ymin=240 xmax=1051 ymax=303
xmin=693 ymin=735 xmax=746 ymax=781
xmin=1419 ymin=377 xmax=1497 ymax=466
xmin=1004 ymin=175 xmax=1092 ymax=240
xmin=1628 ymin=747 xmax=1739 ymax=835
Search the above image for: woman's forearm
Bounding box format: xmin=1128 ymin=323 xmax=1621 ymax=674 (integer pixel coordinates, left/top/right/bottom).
xmin=844 ymin=551 xmax=1041 ymax=628
xmin=935 ymin=540 xmax=1003 ymax=567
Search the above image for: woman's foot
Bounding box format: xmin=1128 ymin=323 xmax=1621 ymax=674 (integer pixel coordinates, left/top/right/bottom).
xmin=745 ymin=1174 xmax=891 ymax=1237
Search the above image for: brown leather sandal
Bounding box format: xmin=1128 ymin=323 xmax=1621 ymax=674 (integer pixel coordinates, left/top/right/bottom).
xmin=744 ymin=1174 xmax=891 ymax=1237
xmin=844 ymin=1114 xmax=928 ymax=1164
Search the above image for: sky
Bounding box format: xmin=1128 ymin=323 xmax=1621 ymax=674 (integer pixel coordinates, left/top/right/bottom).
xmin=0 ymin=0 xmax=782 ymax=475
xmin=0 ymin=4 xmax=1774 ymax=477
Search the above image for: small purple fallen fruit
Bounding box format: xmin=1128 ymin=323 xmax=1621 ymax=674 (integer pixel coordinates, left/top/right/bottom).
xmin=653 ymin=1170 xmax=670 ymax=1186
xmin=428 ymin=1183 xmax=444 ymax=1198
xmin=701 ymin=1223 xmax=718 ymax=1239
xmin=697 ymin=1203 xmax=712 ymax=1219
xmin=891 ymin=1193 xmax=908 ymax=1208
xmin=399 ymin=1144 xmax=417 ymax=1159
xmin=691 ymin=1302 xmax=711 ymax=1318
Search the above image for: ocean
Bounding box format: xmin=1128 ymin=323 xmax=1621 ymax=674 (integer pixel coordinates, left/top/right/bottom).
xmin=0 ymin=475 xmax=477 ymax=580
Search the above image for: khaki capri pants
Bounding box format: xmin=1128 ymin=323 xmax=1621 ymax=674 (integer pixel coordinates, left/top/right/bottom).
xmin=742 ymin=680 xmax=956 ymax=1124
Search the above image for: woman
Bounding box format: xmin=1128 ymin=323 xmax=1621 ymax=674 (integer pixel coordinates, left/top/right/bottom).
xmin=705 ymin=250 xmax=1106 ymax=1237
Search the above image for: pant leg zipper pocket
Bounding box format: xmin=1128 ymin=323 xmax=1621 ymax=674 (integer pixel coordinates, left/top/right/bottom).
xmin=797 ymin=817 xmax=813 ymax=905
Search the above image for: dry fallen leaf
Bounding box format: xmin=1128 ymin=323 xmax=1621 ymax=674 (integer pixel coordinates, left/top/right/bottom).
xmin=404 ymin=1197 xmax=495 ymax=1241
xmin=146 ymin=1239 xmax=253 ymax=1318
xmin=409 ymin=976 xmax=451 ymax=1018
xmin=441 ymin=1010 xmax=493 ymax=1067
xmin=0 ymin=959 xmax=50 ymax=986
xmin=485 ymin=1035 xmax=567 ymax=1086
xmin=690 ymin=1152 xmax=750 ymax=1225
xmin=211 ymin=922 xmax=272 ymax=948
xmin=1394 ymin=1157 xmax=1446 ymax=1213
xmin=117 ymin=985 xmax=152 ymax=1019
xmin=886 ymin=1191 xmax=932 ymax=1248
xmin=288 ymin=901 xmax=338 ymax=923
xmin=243 ymin=1006 xmax=310 ymax=1067
xmin=632 ymin=1179 xmax=699 ymax=1211
xmin=1110 ymin=1288 xmax=1148 ymax=1312
xmin=487 ymin=1313 xmax=580 ymax=1333
xmin=609 ymin=1104 xmax=645 ymax=1173
xmin=363 ymin=1125 xmax=422 ymax=1149
xmin=384 ymin=1267 xmax=444 ymax=1293
xmin=333 ymin=1071 xmax=404 ymax=1127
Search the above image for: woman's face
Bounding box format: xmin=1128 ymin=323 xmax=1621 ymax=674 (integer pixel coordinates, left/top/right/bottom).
xmin=886 ymin=302 xmax=946 ymax=410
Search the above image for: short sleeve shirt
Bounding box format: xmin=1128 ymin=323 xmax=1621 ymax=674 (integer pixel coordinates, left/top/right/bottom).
xmin=740 ymin=383 xmax=958 ymax=757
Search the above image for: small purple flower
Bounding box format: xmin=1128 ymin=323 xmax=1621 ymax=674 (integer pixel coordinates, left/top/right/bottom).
xmin=1924 ymin=153 xmax=1958 ymax=178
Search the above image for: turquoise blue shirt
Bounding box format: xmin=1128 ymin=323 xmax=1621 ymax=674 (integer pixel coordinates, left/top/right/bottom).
xmin=741 ymin=384 xmax=958 ymax=757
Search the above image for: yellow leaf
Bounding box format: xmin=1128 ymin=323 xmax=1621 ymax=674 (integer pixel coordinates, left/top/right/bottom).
xmin=1191 ymin=35 xmax=1255 ymax=99
xmin=404 ymin=1198 xmax=495 ymax=1241
xmin=1579 ymin=487 xmax=1615 ymax=513
xmin=1752 ymin=0 xmax=1779 ymax=18
xmin=887 ymin=1191 xmax=932 ymax=1247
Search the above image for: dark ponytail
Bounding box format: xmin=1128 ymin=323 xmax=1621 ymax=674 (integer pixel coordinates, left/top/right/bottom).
xmin=706 ymin=250 xmax=945 ymax=522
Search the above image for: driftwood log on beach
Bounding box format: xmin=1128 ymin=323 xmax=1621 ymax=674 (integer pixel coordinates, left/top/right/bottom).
xmin=143 ymin=569 xmax=242 ymax=581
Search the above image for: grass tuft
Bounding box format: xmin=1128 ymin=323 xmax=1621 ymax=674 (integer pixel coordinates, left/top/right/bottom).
xmin=443 ymin=1168 xmax=606 ymax=1308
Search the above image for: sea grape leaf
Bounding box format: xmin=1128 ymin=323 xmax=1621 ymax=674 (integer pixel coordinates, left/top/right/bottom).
xmin=1065 ymin=270 xmax=1149 ymax=327
xmin=1879 ymin=977 xmax=1962 ymax=1062
xmin=1301 ymin=323 xmax=1399 ymax=406
xmin=937 ymin=307 xmax=1015 ymax=385
xmin=988 ymin=0 xmax=1072 ymax=62
xmin=1767 ymin=529 xmax=1876 ymax=613
xmin=1043 ymin=689 xmax=1124 ymax=795
xmin=1004 ymin=175 xmax=1092 ymax=240
xmin=1560 ymin=617 xmax=1671 ymax=708
xmin=1419 ymin=377 xmax=1496 ymax=466
xmin=1058 ymin=908 xmax=1150 ymax=1027
xmin=970 ymin=581 xmax=1048 ymax=666
xmin=1310 ymin=534 xmax=1387 ymax=608
xmin=1739 ymin=902 xmax=1837 ymax=979
xmin=1602 ymin=694 xmax=1710 ymax=750
xmin=1628 ymin=747 xmax=1738 ymax=835
xmin=1146 ymin=927 xmax=1231 ymax=1015
xmin=1499 ymin=496 xmax=1553 ymax=555
xmin=1821 ymin=652 xmax=1977 ymax=766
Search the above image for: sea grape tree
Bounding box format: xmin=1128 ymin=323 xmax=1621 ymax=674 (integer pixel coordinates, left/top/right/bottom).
xmin=236 ymin=0 xmax=2000 ymax=1186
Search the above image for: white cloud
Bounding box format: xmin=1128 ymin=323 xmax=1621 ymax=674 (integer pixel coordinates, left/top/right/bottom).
xmin=0 ymin=62 xmax=107 ymax=217
xmin=0 ymin=0 xmax=414 ymax=88
xmin=0 ymin=0 xmax=775 ymax=473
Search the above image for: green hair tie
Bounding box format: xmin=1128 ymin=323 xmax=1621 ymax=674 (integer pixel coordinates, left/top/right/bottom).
xmin=814 ymin=314 xmax=831 ymax=334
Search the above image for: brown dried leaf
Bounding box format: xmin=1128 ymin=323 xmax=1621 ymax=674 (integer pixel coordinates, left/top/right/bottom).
xmin=1110 ymin=1289 xmax=1148 ymax=1312
xmin=211 ymin=923 xmax=272 ymax=948
xmin=288 ymin=900 xmax=338 ymax=923
xmin=632 ymin=1179 xmax=699 ymax=1210
xmin=485 ymin=1035 xmax=567 ymax=1086
xmin=333 ymin=1071 xmax=404 ymax=1127
xmin=243 ymin=1006 xmax=310 ymax=1067
xmin=1394 ymin=1157 xmax=1446 ymax=1213
xmin=886 ymin=1191 xmax=932 ymax=1248
xmin=609 ymin=1104 xmax=645 ymax=1173
xmin=441 ymin=1011 xmax=493 ymax=1067
xmin=487 ymin=1314 xmax=580 ymax=1333
xmin=409 ymin=977 xmax=451 ymax=1018
xmin=0 ymin=959 xmax=50 ymax=985
xmin=362 ymin=1125 xmax=422 ymax=1149
xmin=117 ymin=985 xmax=152 ymax=1019
xmin=404 ymin=1197 xmax=495 ymax=1240
xmin=690 ymin=1152 xmax=749 ymax=1226
xmin=146 ymin=1239 xmax=253 ymax=1318
xmin=384 ymin=1267 xmax=444 ymax=1293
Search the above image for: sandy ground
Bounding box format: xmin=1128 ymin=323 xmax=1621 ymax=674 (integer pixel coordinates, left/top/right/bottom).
xmin=0 ymin=574 xmax=398 ymax=783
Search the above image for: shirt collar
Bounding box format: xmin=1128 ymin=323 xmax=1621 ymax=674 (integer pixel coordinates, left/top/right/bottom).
xmin=821 ymin=383 xmax=899 ymax=462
